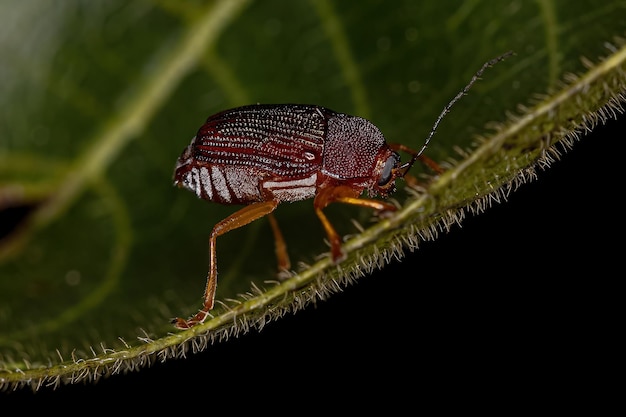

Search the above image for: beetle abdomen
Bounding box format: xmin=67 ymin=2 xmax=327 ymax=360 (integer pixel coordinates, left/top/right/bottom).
xmin=175 ymin=104 xmax=331 ymax=204
xmin=176 ymin=159 xmax=319 ymax=205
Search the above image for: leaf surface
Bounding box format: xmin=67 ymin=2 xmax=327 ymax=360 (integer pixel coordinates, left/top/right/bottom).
xmin=1 ymin=0 xmax=624 ymax=391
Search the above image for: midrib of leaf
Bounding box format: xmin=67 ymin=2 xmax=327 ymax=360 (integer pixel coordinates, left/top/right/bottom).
xmin=30 ymin=0 xmax=251 ymax=232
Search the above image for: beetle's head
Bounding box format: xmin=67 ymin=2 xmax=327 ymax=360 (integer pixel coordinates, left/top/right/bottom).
xmin=371 ymin=148 xmax=404 ymax=198
xmin=372 ymin=148 xmax=415 ymax=198
xmin=372 ymin=142 xmax=438 ymax=198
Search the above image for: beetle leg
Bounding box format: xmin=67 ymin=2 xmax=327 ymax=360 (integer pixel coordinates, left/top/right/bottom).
xmin=174 ymin=199 xmax=279 ymax=329
xmin=314 ymin=186 xmax=397 ymax=263
xmin=405 ymin=154 xmax=442 ymax=188
xmin=267 ymin=212 xmax=291 ymax=277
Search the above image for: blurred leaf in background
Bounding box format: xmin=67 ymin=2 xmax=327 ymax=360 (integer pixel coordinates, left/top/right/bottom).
xmin=0 ymin=0 xmax=624 ymax=392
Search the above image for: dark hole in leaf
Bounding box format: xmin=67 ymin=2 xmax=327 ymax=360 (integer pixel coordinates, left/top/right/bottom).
xmin=0 ymin=203 xmax=37 ymax=241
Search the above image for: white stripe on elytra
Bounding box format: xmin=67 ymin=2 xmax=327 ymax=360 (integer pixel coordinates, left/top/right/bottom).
xmin=211 ymin=166 xmax=230 ymax=203
xmin=200 ymin=166 xmax=213 ymax=200
xmin=188 ymin=167 xmax=201 ymax=198
xmin=263 ymin=173 xmax=317 ymax=190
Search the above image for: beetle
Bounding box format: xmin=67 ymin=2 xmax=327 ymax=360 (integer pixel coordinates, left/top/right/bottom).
xmin=172 ymin=52 xmax=512 ymax=329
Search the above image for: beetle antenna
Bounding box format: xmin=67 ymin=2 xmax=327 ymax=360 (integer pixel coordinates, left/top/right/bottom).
xmin=401 ymin=51 xmax=514 ymax=172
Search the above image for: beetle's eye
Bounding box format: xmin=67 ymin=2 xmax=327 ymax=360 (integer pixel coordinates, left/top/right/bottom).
xmin=378 ymin=154 xmax=399 ymax=186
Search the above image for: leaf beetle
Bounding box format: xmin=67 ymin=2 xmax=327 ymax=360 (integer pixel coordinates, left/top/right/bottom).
xmin=172 ymin=52 xmax=512 ymax=328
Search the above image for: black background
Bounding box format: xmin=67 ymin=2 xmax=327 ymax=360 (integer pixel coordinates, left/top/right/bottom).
xmin=3 ymin=112 xmax=622 ymax=406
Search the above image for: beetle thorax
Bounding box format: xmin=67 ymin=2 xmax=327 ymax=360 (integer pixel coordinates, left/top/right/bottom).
xmin=322 ymin=114 xmax=388 ymax=190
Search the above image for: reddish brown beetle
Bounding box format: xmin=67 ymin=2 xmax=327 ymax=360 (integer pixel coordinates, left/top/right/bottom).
xmin=173 ymin=52 xmax=512 ymax=329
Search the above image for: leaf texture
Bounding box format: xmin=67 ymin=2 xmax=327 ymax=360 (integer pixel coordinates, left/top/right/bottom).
xmin=0 ymin=0 xmax=625 ymax=391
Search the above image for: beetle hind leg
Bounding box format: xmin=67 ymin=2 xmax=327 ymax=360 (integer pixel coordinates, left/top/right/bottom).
xmin=173 ymin=200 xmax=279 ymax=329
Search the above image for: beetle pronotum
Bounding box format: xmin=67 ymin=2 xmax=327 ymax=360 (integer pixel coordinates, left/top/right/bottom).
xmin=173 ymin=52 xmax=512 ymax=329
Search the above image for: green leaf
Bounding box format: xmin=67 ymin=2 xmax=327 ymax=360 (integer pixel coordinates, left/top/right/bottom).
xmin=1 ymin=0 xmax=624 ymax=391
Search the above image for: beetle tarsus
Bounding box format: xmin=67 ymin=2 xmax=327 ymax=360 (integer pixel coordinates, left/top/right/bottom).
xmin=173 ymin=309 xmax=210 ymax=329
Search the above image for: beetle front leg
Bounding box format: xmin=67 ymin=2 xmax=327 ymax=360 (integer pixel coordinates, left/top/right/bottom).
xmin=314 ymin=185 xmax=397 ymax=263
xmin=389 ymin=143 xmax=443 ymax=188
xmin=314 ymin=203 xmax=345 ymax=263
xmin=173 ymin=200 xmax=279 ymax=329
